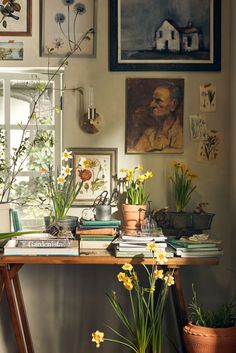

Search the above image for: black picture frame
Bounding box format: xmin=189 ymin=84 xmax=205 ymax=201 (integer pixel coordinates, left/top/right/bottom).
xmin=109 ymin=0 xmax=221 ymax=72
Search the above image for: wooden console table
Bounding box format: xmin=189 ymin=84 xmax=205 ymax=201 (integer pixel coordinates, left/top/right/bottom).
xmin=0 ymin=251 xmax=219 ymax=353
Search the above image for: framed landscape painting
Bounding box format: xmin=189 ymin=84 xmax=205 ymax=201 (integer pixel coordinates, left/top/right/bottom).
xmin=109 ymin=0 xmax=221 ymax=71
xmin=70 ymin=148 xmax=117 ymax=206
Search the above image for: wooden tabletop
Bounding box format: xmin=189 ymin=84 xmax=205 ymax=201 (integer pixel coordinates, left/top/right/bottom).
xmin=0 ymin=250 xmax=220 ymax=267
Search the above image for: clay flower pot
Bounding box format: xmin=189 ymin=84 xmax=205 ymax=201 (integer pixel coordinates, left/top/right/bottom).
xmin=122 ymin=204 xmax=147 ymax=235
xmin=183 ymin=322 xmax=236 ymax=353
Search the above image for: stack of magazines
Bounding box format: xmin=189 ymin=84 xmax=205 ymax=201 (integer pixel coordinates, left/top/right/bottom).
xmin=112 ymin=233 xmax=174 ymax=258
xmin=4 ymin=233 xmax=79 ymax=256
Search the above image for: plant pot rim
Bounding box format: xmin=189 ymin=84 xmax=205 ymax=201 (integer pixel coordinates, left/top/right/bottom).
xmin=184 ymin=322 xmax=236 ymax=335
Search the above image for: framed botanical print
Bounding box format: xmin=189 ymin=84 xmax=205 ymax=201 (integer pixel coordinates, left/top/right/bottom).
xmin=70 ymin=147 xmax=117 ymax=206
xmin=109 ymin=0 xmax=221 ymax=71
xmin=0 ymin=0 xmax=32 ymax=36
xmin=40 ymin=0 xmax=96 ymax=57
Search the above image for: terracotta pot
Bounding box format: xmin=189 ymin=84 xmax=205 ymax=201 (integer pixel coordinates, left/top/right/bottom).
xmin=122 ymin=204 xmax=146 ymax=235
xmin=183 ymin=322 xmax=236 ymax=353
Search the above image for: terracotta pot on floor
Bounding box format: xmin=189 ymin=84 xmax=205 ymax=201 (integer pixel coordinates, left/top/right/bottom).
xmin=183 ymin=322 xmax=236 ymax=353
xmin=122 ymin=204 xmax=146 ymax=235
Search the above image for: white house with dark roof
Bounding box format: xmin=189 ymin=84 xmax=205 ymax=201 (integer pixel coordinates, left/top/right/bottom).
xmin=154 ymin=19 xmax=201 ymax=52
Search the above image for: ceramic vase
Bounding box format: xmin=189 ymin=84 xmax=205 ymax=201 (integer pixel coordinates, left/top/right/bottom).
xmin=122 ymin=204 xmax=147 ymax=235
xmin=183 ymin=322 xmax=236 ymax=353
xmin=0 ymin=203 xmax=11 ymax=233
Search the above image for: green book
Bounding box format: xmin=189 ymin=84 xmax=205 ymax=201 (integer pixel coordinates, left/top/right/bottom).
xmin=168 ymin=238 xmax=220 ymax=249
xmin=80 ymin=219 xmax=121 ymax=227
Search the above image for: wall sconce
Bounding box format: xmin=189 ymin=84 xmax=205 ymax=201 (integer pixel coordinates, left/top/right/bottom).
xmin=79 ymin=87 xmax=104 ymax=134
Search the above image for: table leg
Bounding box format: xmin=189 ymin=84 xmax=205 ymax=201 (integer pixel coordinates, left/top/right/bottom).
xmin=171 ymin=268 xmax=188 ymax=353
xmin=13 ymin=270 xmax=35 ymax=353
xmin=1 ymin=265 xmax=27 ymax=353
xmin=0 ymin=271 xmax=4 ymax=302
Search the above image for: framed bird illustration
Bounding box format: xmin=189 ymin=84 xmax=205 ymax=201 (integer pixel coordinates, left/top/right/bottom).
xmin=0 ymin=0 xmax=32 ymax=36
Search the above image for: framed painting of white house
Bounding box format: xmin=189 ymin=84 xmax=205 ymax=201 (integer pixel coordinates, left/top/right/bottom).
xmin=109 ymin=0 xmax=221 ymax=71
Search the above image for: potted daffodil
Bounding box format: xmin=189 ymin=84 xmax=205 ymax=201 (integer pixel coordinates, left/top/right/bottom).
xmin=118 ymin=166 xmax=153 ymax=235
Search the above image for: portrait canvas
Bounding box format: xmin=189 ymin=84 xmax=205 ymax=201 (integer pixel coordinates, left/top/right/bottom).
xmin=126 ymin=78 xmax=184 ymax=154
xmin=110 ymin=0 xmax=221 ymax=71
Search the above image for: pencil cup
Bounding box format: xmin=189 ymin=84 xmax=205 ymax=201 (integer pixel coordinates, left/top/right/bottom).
xmin=95 ymin=205 xmax=111 ymax=221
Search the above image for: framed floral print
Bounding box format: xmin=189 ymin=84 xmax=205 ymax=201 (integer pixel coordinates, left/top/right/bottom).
xmin=70 ymin=147 xmax=117 ymax=206
xmin=40 ymin=0 xmax=96 ymax=57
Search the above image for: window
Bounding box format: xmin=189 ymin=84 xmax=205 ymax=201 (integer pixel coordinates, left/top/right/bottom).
xmin=0 ymin=71 xmax=62 ymax=229
xmin=159 ymin=30 xmax=163 ymax=38
xmin=171 ymin=30 xmax=175 ymax=40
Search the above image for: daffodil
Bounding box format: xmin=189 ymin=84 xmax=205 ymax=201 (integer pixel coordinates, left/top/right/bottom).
xmin=62 ymin=149 xmax=73 ymax=161
xmin=119 ymin=165 xmax=153 ymax=205
xmin=170 ymin=161 xmax=197 ymax=212
xmin=154 ymin=269 xmax=164 ymax=279
xmin=57 ymin=175 xmax=65 ymax=185
xmin=96 ymin=258 xmax=175 ymax=353
xmin=146 ymin=242 xmax=157 ymax=252
xmin=164 ymin=274 xmax=175 ymax=286
xmin=155 ymin=249 xmax=168 ymax=265
xmin=62 ymin=165 xmax=72 ymax=176
xmin=122 ymin=263 xmax=133 ymax=271
xmin=91 ymin=330 xmax=104 ymax=348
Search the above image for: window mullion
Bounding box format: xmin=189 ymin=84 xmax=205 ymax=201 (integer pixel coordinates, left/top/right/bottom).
xmin=4 ymin=79 xmax=11 ymax=163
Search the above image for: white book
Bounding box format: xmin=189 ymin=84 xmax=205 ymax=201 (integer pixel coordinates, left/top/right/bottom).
xmin=4 ymin=239 xmax=79 ymax=256
xmin=79 ymin=239 xmax=112 ymax=249
xmin=121 ymin=235 xmax=167 ymax=243
xmin=118 ymin=242 xmax=167 ymax=249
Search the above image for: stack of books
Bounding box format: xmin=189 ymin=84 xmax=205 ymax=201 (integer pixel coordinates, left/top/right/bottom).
xmin=4 ymin=233 xmax=79 ymax=256
xmin=77 ymin=218 xmax=121 ymax=250
xmin=112 ymin=234 xmax=174 ymax=258
xmin=167 ymin=237 xmax=223 ymax=258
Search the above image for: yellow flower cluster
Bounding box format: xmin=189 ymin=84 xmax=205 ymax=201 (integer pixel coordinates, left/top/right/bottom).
xmin=119 ymin=165 xmax=153 ymax=205
xmin=91 ymin=330 xmax=104 ymax=348
xmin=173 ymin=161 xmax=197 ymax=181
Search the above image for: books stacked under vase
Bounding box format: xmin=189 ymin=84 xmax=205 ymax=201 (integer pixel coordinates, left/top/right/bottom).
xmin=77 ymin=218 xmax=121 ymax=253
xmin=167 ymin=234 xmax=223 ymax=258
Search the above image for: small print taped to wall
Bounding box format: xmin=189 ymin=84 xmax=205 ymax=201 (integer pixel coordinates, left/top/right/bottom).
xmin=189 ymin=115 xmax=208 ymax=140
xmin=197 ymin=130 xmax=221 ymax=162
xmin=200 ymin=84 xmax=216 ymax=112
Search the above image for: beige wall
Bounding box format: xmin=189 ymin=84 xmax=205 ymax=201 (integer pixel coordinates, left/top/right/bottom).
xmin=0 ymin=1 xmax=234 ymax=352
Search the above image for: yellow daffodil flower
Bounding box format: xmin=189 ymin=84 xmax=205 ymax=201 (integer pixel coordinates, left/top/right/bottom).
xmin=154 ymin=269 xmax=164 ymax=280
xmin=62 ymin=149 xmax=73 ymax=161
xmin=123 ymin=277 xmax=133 ymax=291
xmin=62 ymin=165 xmax=72 ymax=176
xmin=164 ymin=275 xmax=175 ymax=286
xmin=122 ymin=263 xmax=133 ymax=271
xmin=57 ymin=175 xmax=65 ymax=185
xmin=135 ymin=165 xmax=143 ymax=171
xmin=146 ymin=242 xmax=158 ymax=252
xmin=92 ymin=330 xmax=104 ymax=348
xmin=117 ymin=272 xmax=126 ymax=282
xmin=155 ymin=250 xmax=168 ymax=265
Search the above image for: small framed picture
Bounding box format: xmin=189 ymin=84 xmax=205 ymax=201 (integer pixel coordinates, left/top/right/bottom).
xmin=69 ymin=147 xmax=117 ymax=206
xmin=40 ymin=0 xmax=96 ymax=57
xmin=0 ymin=0 xmax=32 ymax=36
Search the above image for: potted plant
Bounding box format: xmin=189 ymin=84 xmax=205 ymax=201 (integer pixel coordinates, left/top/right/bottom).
xmin=169 ymin=161 xmax=197 ymax=229
xmin=91 ymin=242 xmax=175 ymax=353
xmin=183 ymin=285 xmax=236 ymax=353
xmin=118 ymin=166 xmax=153 ymax=235
xmin=43 ymin=149 xmax=90 ymax=236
